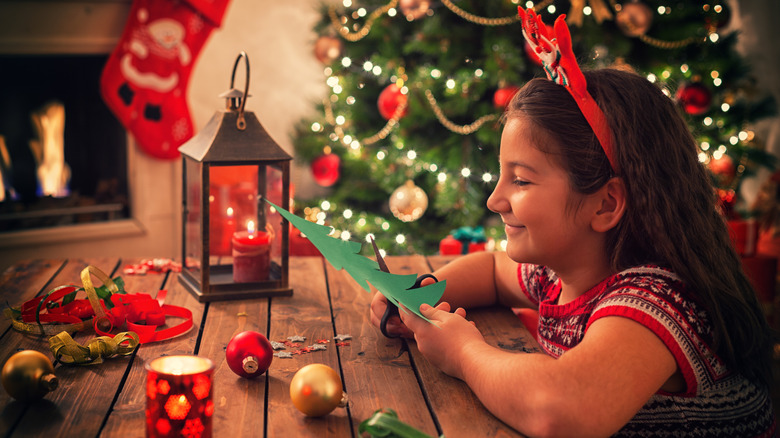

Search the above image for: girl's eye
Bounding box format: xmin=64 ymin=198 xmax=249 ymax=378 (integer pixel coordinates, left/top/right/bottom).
xmin=512 ymin=179 xmax=530 ymax=187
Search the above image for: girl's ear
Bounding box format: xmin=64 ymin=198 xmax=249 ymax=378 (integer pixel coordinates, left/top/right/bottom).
xmin=591 ymin=177 xmax=627 ymax=232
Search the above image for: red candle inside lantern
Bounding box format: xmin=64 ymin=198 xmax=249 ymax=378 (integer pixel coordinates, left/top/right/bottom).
xmin=146 ymin=355 xmax=214 ymax=438
xmin=232 ymin=220 xmax=272 ymax=283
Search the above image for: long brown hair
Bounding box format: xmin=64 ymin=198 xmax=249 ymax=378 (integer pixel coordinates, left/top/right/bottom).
xmin=507 ymin=68 xmax=774 ymax=387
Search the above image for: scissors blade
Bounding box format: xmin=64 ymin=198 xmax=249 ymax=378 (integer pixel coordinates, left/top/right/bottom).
xmin=370 ymin=237 xmax=390 ymax=273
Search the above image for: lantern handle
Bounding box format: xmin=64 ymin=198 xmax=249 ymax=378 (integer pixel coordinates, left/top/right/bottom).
xmin=230 ymin=51 xmax=250 ymax=131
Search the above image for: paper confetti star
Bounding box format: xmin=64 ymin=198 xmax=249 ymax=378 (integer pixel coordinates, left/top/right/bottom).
xmin=308 ymin=344 xmax=327 ymax=351
xmin=287 ymin=335 xmax=306 ymax=343
xmin=270 ymin=341 xmax=286 ymax=350
xmin=334 ymin=334 xmax=352 ymax=342
xmin=274 ymin=352 xmax=293 ymax=358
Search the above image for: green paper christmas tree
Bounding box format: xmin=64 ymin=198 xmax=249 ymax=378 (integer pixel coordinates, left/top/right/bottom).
xmin=269 ymin=200 xmax=445 ymax=322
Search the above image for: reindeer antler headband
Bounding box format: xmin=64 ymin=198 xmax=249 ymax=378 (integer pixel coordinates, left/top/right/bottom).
xmin=518 ymin=7 xmax=618 ymax=173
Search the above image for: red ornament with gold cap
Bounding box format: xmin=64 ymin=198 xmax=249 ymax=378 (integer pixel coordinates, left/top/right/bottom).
xmin=226 ymin=331 xmax=274 ymax=378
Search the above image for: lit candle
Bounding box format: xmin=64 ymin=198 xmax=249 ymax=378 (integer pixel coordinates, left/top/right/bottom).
xmin=232 ymin=220 xmax=272 ymax=283
xmin=146 ymin=355 xmax=214 ymax=438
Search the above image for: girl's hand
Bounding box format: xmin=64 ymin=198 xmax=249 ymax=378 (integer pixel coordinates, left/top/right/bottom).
xmin=369 ymin=276 xmax=439 ymax=339
xmin=399 ymin=302 xmax=484 ymax=380
xmin=369 ymin=292 xmax=414 ymax=338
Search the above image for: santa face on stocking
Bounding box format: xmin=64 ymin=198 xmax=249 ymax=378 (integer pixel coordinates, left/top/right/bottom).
xmin=101 ymin=0 xmax=231 ymax=159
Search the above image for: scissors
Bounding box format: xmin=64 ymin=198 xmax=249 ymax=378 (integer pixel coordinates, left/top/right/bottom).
xmin=371 ymin=238 xmax=439 ymax=338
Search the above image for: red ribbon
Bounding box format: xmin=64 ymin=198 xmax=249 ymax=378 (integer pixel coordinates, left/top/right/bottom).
xmin=95 ymin=291 xmax=193 ymax=344
xmin=15 ymin=267 xmax=193 ymax=343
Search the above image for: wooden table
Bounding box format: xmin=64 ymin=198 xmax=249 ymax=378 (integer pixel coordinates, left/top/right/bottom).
xmin=0 ymin=256 xmax=539 ymax=437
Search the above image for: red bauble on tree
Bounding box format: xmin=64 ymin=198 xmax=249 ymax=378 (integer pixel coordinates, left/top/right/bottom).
xmin=377 ymin=83 xmax=409 ymax=120
xmin=225 ymin=331 xmax=274 ymax=379
xmin=710 ymin=154 xmax=737 ymax=188
xmin=676 ymin=82 xmax=712 ymax=115
xmin=704 ymin=3 xmax=731 ymax=31
xmin=493 ymin=85 xmax=520 ymax=108
xmin=709 ymin=154 xmax=736 ymax=179
xmin=311 ymin=152 xmax=341 ymax=187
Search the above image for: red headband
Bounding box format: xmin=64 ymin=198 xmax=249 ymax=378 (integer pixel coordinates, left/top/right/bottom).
xmin=518 ymin=7 xmax=618 ymax=173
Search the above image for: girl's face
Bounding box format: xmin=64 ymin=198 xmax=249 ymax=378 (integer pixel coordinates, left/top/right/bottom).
xmin=487 ymin=117 xmax=599 ymax=270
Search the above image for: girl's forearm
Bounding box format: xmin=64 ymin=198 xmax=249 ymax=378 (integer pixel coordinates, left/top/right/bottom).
xmin=433 ymin=251 xmax=499 ymax=309
xmin=434 ymin=251 xmax=531 ymax=309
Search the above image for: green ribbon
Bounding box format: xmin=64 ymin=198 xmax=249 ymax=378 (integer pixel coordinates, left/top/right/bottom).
xmin=451 ymin=226 xmax=486 ymax=254
xmin=49 ymin=331 xmax=140 ymax=365
xmin=359 ymin=408 xmax=442 ymax=438
xmin=451 ymin=226 xmax=486 ymax=244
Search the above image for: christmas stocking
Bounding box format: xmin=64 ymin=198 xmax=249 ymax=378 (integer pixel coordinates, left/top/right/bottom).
xmin=101 ymin=0 xmax=231 ymax=159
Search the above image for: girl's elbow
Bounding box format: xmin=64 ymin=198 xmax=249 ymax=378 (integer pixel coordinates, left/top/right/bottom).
xmin=505 ymin=390 xmax=616 ymax=438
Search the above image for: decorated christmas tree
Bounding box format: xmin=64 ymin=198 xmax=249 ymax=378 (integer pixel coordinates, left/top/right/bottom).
xmin=292 ymin=0 xmax=776 ymax=256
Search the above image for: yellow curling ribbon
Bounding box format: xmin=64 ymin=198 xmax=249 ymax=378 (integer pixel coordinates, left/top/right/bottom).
xmin=50 ymin=331 xmax=139 ymax=365
xmin=80 ymin=265 xmax=117 ymax=322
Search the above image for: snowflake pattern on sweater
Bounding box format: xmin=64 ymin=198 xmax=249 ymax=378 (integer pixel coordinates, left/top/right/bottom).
xmin=517 ymin=264 xmax=776 ymax=437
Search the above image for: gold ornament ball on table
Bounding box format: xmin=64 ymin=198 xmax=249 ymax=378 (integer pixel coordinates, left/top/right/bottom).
xmin=2 ymin=350 xmax=58 ymax=402
xmin=290 ymin=363 xmax=348 ymax=416
xmin=389 ymin=180 xmax=428 ymax=222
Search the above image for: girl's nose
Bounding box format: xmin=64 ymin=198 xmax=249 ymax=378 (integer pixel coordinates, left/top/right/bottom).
xmin=486 ymin=183 xmax=508 ymax=213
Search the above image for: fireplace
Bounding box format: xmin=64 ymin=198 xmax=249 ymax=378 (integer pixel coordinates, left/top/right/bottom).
xmin=0 ymin=1 xmax=180 ymax=270
xmin=0 ymin=54 xmax=129 ymax=231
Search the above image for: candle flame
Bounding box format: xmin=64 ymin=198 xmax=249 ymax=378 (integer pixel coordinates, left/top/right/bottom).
xmin=247 ymin=220 xmax=255 ymax=234
xmin=227 ymin=207 xmax=234 ymax=217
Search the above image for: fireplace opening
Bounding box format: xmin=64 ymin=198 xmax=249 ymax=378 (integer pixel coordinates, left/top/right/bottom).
xmin=0 ymin=54 xmax=129 ymax=231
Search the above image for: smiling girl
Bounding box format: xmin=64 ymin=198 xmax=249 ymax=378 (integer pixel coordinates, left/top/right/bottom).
xmin=369 ymin=9 xmax=775 ymax=436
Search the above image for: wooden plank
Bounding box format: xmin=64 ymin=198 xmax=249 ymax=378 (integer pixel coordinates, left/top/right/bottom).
xmin=265 ymin=257 xmax=351 ymax=437
xmin=0 ymin=259 xmax=65 ymax=335
xmin=384 ymin=255 xmax=525 ymax=437
xmin=100 ymin=262 xmax=205 ymax=438
xmin=0 ymin=258 xmax=121 ymax=438
xmin=327 ymin=255 xmax=440 ymax=436
xmin=197 ymin=296 xmax=270 ymax=436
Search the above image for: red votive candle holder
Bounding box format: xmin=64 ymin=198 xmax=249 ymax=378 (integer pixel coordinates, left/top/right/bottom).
xmin=232 ymin=221 xmax=272 ymax=283
xmin=146 ymin=355 xmax=214 ymax=438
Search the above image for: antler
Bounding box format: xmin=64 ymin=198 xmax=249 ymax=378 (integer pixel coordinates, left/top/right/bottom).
xmin=517 ymin=7 xmax=618 ymax=173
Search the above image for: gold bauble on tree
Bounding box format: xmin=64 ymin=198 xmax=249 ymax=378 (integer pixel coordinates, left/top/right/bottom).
xmin=616 ymin=1 xmax=654 ymax=37
xmin=399 ymin=0 xmax=432 ymax=21
xmin=313 ymin=35 xmax=344 ymax=64
xmin=389 ymin=180 xmax=428 ymax=222
xmin=290 ymin=364 xmax=347 ymax=417
xmin=1 ymin=350 xmax=58 ymax=402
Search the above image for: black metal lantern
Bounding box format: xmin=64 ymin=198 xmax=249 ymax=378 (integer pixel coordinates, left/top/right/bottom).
xmin=178 ymin=52 xmax=292 ymax=301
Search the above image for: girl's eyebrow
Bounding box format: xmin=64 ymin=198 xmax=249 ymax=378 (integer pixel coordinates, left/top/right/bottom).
xmin=501 ymin=159 xmax=539 ymax=174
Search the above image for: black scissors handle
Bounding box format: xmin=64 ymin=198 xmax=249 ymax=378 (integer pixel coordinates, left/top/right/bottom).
xmin=380 ymin=273 xmax=438 ymax=338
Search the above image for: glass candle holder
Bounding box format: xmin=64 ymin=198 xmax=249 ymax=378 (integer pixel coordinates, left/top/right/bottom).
xmin=146 ymin=355 xmax=215 ymax=438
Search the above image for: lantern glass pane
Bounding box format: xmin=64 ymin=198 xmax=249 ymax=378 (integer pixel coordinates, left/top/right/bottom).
xmin=265 ymin=165 xmax=285 ymax=271
xmin=184 ymin=158 xmax=202 ymax=277
xmin=209 ymin=165 xmax=258 ymax=269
